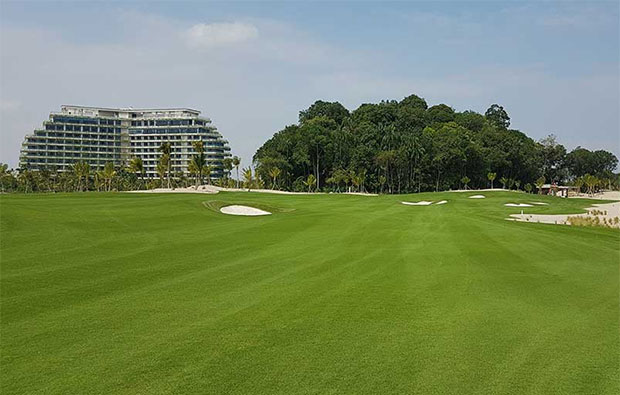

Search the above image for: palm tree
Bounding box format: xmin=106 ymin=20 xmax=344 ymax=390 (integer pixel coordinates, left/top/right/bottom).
xmin=535 ymin=176 xmax=546 ymax=195
xmin=303 ymin=174 xmax=317 ymax=192
xmin=232 ymin=156 xmax=241 ymax=188
xmin=102 ymin=162 xmax=116 ymax=192
xmin=583 ymin=174 xmax=598 ymax=196
xmin=499 ymin=176 xmax=508 ymax=190
xmin=0 ymin=163 xmax=8 ymax=193
xmin=461 ymin=176 xmax=470 ymax=190
xmin=242 ymin=167 xmax=253 ymax=191
xmin=158 ymin=142 xmax=172 ymax=188
xmin=72 ymin=161 xmax=90 ymax=192
xmin=487 ymin=172 xmax=496 ymax=189
xmin=156 ymin=161 xmax=166 ymax=187
xmin=268 ymin=167 xmax=281 ymax=190
xmin=188 ymin=159 xmax=199 ymax=188
xmin=514 ymin=180 xmax=521 ymax=190
xmin=204 ymin=164 xmax=212 ymax=185
xmin=129 ymin=157 xmax=144 ymax=188
xmin=191 ymin=141 xmax=206 ymax=189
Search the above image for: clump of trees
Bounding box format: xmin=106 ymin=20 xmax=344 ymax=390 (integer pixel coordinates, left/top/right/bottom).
xmin=253 ymin=95 xmax=619 ymax=193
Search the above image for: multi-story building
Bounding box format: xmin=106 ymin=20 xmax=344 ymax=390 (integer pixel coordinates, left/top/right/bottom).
xmin=19 ymin=105 xmax=231 ymax=178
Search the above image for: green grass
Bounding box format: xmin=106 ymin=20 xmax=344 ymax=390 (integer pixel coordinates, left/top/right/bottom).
xmin=1 ymin=191 xmax=618 ymax=394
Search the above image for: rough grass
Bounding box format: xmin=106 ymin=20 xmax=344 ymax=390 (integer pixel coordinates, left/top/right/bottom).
xmin=1 ymin=191 xmax=618 ymax=394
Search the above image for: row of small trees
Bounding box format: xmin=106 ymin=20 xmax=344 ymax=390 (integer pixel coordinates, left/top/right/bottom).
xmin=0 ymin=143 xmax=244 ymax=193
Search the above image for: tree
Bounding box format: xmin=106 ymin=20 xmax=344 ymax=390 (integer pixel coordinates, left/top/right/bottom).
xmin=191 ymin=141 xmax=207 ymax=189
xmin=72 ymin=161 xmax=90 ymax=192
xmin=129 ymin=157 xmax=145 ymax=188
xmin=303 ymin=174 xmax=317 ymax=192
xmin=102 ymin=162 xmax=116 ymax=192
xmin=499 ymin=176 xmax=508 ymax=189
xmin=242 ymin=167 xmax=253 ymax=191
xmin=524 ymin=183 xmax=532 ymax=193
xmin=515 ymin=180 xmax=521 ymax=190
xmin=232 ymin=156 xmax=241 ymax=188
xmin=461 ymin=176 xmax=470 ymax=190
xmin=535 ymin=176 xmax=546 ymax=195
xmin=156 ymin=161 xmax=166 ymax=187
xmin=583 ymin=174 xmax=599 ymax=195
xmin=299 ymin=100 xmax=350 ymax=125
xmin=538 ymin=134 xmax=567 ymax=183
xmin=158 ymin=142 xmax=172 ymax=189
xmin=485 ymin=104 xmax=510 ymax=129
xmin=487 ymin=172 xmax=497 ymax=189
xmin=268 ymin=167 xmax=281 ymax=189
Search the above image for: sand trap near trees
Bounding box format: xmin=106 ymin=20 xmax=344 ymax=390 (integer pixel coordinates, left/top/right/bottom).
xmin=220 ymin=205 xmax=272 ymax=216
xmin=402 ymin=201 xmax=433 ymax=206
xmin=469 ymin=195 xmax=485 ymax=199
xmin=507 ymin=201 xmax=620 ymax=228
xmin=505 ymin=203 xmax=533 ymax=207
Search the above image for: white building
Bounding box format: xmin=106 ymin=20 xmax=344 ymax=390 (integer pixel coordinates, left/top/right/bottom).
xmin=20 ymin=105 xmax=231 ymax=178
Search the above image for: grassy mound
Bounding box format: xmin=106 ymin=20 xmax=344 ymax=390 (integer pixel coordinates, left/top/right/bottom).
xmin=1 ymin=191 xmax=618 ymax=394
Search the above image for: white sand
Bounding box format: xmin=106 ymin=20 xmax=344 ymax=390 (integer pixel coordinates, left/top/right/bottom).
xmin=128 ymin=186 xmax=220 ymax=194
xmin=435 ymin=200 xmax=448 ymax=205
xmin=508 ymin=201 xmax=620 ymax=228
xmin=402 ymin=201 xmax=433 ymax=206
xmin=220 ymin=205 xmax=271 ymax=216
xmin=505 ymin=203 xmax=533 ymax=207
xmin=469 ymin=195 xmax=486 ymax=199
xmin=569 ymin=191 xmax=620 ymax=201
xmin=529 ymin=202 xmax=548 ymax=205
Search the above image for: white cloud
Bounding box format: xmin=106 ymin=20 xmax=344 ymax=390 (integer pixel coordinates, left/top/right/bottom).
xmin=183 ymin=22 xmax=258 ymax=49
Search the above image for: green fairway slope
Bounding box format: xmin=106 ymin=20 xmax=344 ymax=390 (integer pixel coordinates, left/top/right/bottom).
xmin=1 ymin=191 xmax=618 ymax=394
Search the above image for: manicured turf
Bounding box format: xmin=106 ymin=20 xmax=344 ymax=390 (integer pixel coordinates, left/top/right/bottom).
xmin=1 ymin=191 xmax=618 ymax=394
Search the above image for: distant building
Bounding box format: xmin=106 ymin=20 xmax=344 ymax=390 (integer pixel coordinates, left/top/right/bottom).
xmin=19 ymin=105 xmax=231 ymax=178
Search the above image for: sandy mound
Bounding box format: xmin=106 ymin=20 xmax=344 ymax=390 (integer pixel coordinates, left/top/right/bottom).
xmin=508 ymin=201 xmax=620 ymax=228
xmin=469 ymin=195 xmax=485 ymax=199
xmin=220 ymin=205 xmax=271 ymax=216
xmin=402 ymin=201 xmax=433 ymax=206
xmin=435 ymin=200 xmax=448 ymax=205
xmin=505 ymin=203 xmax=533 ymax=207
xmin=529 ymin=202 xmax=548 ymax=205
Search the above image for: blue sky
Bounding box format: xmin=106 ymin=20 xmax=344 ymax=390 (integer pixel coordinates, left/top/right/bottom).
xmin=1 ymin=1 xmax=618 ymax=168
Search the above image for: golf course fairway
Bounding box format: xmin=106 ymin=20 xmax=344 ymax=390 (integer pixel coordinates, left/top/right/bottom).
xmin=1 ymin=191 xmax=618 ymax=394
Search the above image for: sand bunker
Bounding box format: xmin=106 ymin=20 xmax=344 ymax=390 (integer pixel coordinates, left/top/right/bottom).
xmin=469 ymin=195 xmax=485 ymax=199
xmin=435 ymin=200 xmax=448 ymax=205
xmin=402 ymin=201 xmax=433 ymax=206
xmin=220 ymin=205 xmax=272 ymax=216
xmin=507 ymin=201 xmax=620 ymax=228
xmin=505 ymin=203 xmax=533 ymax=207
xmin=529 ymin=202 xmax=548 ymax=205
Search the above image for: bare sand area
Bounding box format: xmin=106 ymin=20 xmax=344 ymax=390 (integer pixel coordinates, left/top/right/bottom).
xmin=220 ymin=205 xmax=272 ymax=216
xmin=469 ymin=195 xmax=486 ymax=199
xmin=128 ymin=185 xmax=377 ymax=196
xmin=402 ymin=201 xmax=433 ymax=206
xmin=569 ymin=191 xmax=620 ymax=201
xmin=508 ymin=201 xmax=620 ymax=228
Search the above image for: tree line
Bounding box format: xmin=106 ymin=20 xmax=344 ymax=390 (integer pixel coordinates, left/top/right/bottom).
xmin=0 ymin=140 xmax=244 ymax=193
xmin=253 ymin=95 xmax=619 ymax=193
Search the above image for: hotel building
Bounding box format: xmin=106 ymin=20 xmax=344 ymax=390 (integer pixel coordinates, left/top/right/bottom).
xmin=19 ymin=105 xmax=231 ymax=178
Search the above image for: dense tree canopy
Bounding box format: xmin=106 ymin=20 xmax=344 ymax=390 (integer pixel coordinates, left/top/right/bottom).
xmin=253 ymin=95 xmax=618 ymax=193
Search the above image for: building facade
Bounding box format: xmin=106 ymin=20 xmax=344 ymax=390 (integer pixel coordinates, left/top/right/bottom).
xmin=19 ymin=105 xmax=231 ymax=178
